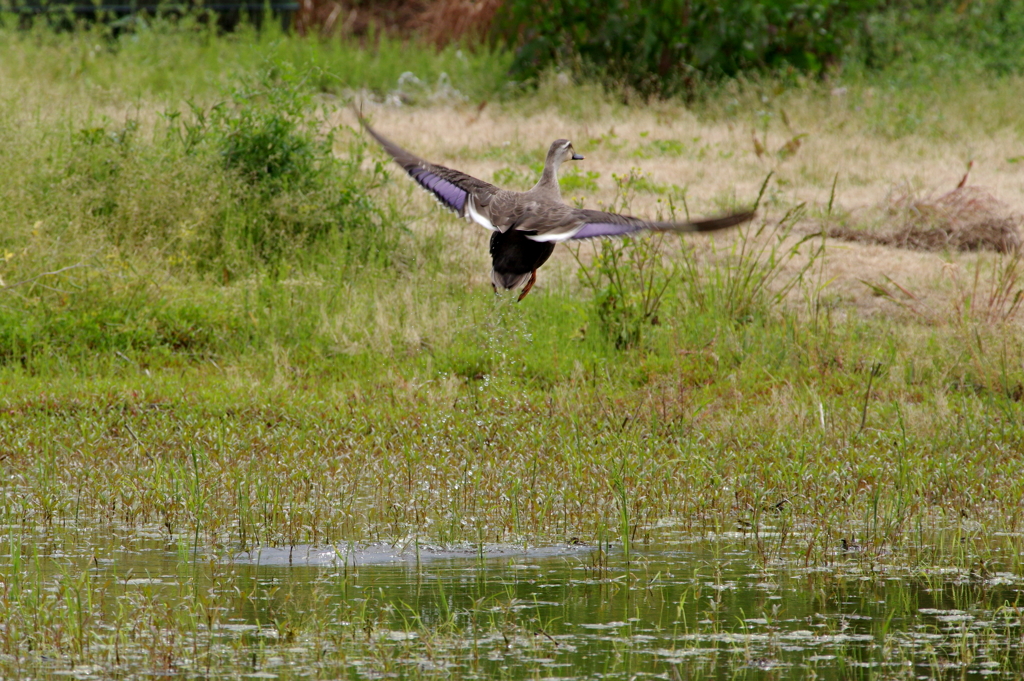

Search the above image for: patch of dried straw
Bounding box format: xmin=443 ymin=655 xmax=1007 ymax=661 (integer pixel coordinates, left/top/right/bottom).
xmin=830 ymin=170 xmax=1022 ymax=254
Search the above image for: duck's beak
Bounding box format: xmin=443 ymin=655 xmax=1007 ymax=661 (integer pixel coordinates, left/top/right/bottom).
xmin=571 ymin=152 xmax=585 ymax=160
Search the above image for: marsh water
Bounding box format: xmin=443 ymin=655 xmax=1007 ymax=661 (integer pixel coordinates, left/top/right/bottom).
xmin=10 ymin=525 xmax=1024 ymax=679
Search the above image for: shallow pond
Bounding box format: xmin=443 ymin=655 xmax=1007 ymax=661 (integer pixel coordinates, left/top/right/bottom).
xmin=5 ymin=526 xmax=1023 ymax=679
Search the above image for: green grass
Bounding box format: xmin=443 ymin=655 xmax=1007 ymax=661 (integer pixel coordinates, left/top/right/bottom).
xmin=4 ymin=290 xmax=1024 ymax=548
xmin=2 ymin=19 xmax=1024 ymax=547
xmin=0 ymin=16 xmax=513 ymax=103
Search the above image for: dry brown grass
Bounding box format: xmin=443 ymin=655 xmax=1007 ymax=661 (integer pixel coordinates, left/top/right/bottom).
xmin=338 ymin=93 xmax=1024 ymax=319
xmin=829 ymin=182 xmax=1022 ymax=254
xmin=296 ymin=0 xmax=500 ymax=44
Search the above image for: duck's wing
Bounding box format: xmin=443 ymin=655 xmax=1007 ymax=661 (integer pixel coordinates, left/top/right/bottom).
xmin=520 ymin=207 xmax=756 ymax=243
xmin=358 ymin=116 xmax=505 ymax=231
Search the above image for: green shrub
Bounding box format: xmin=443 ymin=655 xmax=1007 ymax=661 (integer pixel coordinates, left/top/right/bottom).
xmin=571 ymin=169 xmax=679 ymax=349
xmin=497 ymin=0 xmax=881 ymax=97
xmin=162 ymin=69 xmax=396 ymax=271
xmin=495 ymin=0 xmax=1024 ymax=97
xmin=214 ymin=88 xmax=322 ymax=191
xmin=0 ymin=64 xmax=402 ymax=364
xmin=0 ymin=272 xmax=246 ymax=365
xmin=676 ymin=175 xmax=824 ymax=324
xmin=853 ymin=0 xmax=1024 ymax=76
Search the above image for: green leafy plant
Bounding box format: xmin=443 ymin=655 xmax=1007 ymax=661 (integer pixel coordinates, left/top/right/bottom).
xmin=210 ymin=75 xmax=321 ymax=192
xmin=676 ymin=174 xmax=824 ymax=323
xmin=577 ymin=232 xmax=673 ymax=350
xmin=496 ymin=0 xmax=880 ymax=97
xmin=163 ymin=68 xmax=395 ymax=271
xmin=495 ymin=0 xmax=1024 ymax=98
xmin=571 ymin=168 xmax=681 ymax=349
xmin=559 ymin=167 xmax=600 ymax=193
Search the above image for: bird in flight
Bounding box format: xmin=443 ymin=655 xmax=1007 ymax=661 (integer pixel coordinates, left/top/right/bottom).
xmin=359 ymin=115 xmax=754 ymax=300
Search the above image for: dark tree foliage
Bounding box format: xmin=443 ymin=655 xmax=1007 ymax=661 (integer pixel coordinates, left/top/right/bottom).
xmin=494 ymin=0 xmax=1024 ymax=96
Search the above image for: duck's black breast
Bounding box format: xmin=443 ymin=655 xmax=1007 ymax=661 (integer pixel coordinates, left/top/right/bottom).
xmin=490 ymin=229 xmax=555 ymax=279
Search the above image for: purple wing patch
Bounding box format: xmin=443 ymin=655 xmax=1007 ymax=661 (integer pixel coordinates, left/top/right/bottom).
xmin=409 ymin=167 xmax=467 ymax=214
xmin=571 ymin=222 xmax=643 ymax=240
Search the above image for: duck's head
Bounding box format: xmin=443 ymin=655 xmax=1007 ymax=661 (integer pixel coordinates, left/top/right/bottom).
xmin=547 ymin=139 xmax=585 ymax=167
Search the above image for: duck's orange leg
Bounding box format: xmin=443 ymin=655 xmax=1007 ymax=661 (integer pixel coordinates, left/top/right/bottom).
xmin=517 ymin=270 xmax=538 ymax=301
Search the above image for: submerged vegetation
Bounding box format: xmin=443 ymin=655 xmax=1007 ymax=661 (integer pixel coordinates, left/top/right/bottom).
xmin=1 ymin=9 xmax=1024 ymax=679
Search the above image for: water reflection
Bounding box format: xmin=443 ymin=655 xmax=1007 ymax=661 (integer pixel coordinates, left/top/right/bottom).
xmin=228 ymin=537 xmax=1024 ymax=679
xmin=9 ymin=529 xmax=1024 ymax=679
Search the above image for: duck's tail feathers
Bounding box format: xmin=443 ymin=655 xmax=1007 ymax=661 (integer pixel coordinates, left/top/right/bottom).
xmin=491 ymin=270 xmax=532 ymax=291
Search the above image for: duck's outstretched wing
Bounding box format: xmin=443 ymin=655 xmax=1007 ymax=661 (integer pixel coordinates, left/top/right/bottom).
xmin=520 ymin=207 xmax=755 ymax=243
xmin=568 ymin=209 xmax=756 ymax=240
xmin=358 ymin=115 xmax=504 ymax=231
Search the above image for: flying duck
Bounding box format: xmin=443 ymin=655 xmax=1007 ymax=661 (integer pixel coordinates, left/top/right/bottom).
xmin=359 ymin=116 xmax=754 ymax=300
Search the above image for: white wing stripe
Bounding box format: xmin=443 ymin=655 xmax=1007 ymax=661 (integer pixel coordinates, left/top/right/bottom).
xmin=465 ymin=195 xmax=497 ymax=231
xmin=525 ymin=226 xmax=584 ymax=243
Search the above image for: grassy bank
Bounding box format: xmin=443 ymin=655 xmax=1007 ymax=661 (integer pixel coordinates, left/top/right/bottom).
xmin=2 ymin=19 xmax=1024 ymax=543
